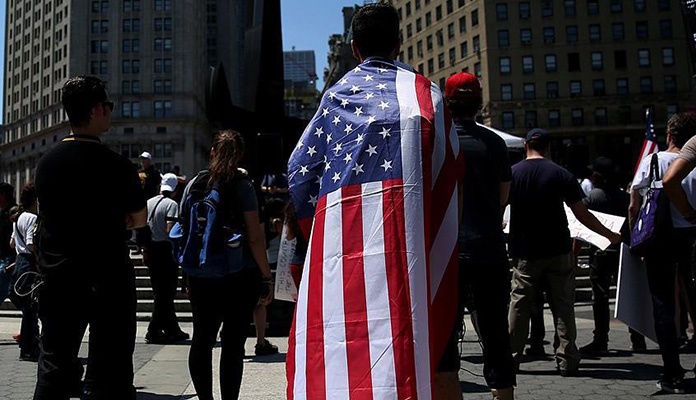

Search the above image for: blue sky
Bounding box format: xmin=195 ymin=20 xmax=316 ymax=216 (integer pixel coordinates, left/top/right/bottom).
xmin=0 ymin=1 xmax=359 ymax=112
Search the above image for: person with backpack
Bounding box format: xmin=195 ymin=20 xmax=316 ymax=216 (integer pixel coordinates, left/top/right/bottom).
xmin=176 ymin=130 xmax=273 ymax=400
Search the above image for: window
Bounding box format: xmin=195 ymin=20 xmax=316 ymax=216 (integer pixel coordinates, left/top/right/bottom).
xmin=667 ymin=104 xmax=678 ymax=120
xmin=447 ymin=0 xmax=455 ymax=15
xmin=589 ymin=24 xmax=601 ymax=41
xmin=407 ymin=46 xmax=413 ymax=60
xmin=570 ymin=80 xmax=582 ymax=97
xmin=415 ymin=0 xmax=421 ymax=10
xmin=447 ymin=22 xmax=455 ymax=39
xmin=593 ymin=79 xmax=606 ymax=96
xmin=658 ymin=0 xmax=670 ymax=10
xmin=664 ymin=75 xmax=676 ymax=93
xmin=568 ymin=52 xmax=580 ymax=71
xmin=566 ymin=25 xmax=578 ymax=43
xmin=448 ymin=47 xmax=456 ymax=66
xmin=619 ymin=106 xmax=631 ymax=123
xmin=542 ymin=1 xmax=553 ymax=17
xmin=547 ymin=81 xmax=559 ymax=98
xmin=522 ymin=56 xmax=534 ymax=73
xmin=501 ymin=84 xmax=513 ymax=101
xmin=595 ymin=108 xmax=608 ymax=125
xmin=663 ymin=47 xmax=674 ymax=66
xmin=436 ymin=5 xmax=442 ymax=20
xmin=427 ymin=35 xmax=433 ymax=51
xmin=640 ymin=77 xmax=653 ymax=94
xmin=519 ymin=2 xmax=530 ymax=19
xmin=564 ymin=0 xmax=576 ymax=16
xmin=660 ymin=19 xmax=673 ymax=38
xmin=498 ymin=30 xmax=510 ymax=47
xmin=427 ymin=58 xmax=434 ymax=74
xmin=611 ymin=0 xmax=623 ymax=12
xmin=471 ymin=9 xmax=478 ymax=26
xmin=545 ymin=54 xmax=557 ymax=72
xmin=634 ymin=0 xmax=645 ymax=11
xmin=571 ymin=109 xmax=584 ymax=126
xmin=438 ymin=53 xmax=445 ymax=69
xmin=496 ymin=3 xmax=508 ymax=20
xmin=436 ymin=29 xmax=444 ymax=46
xmin=90 ymin=40 xmax=108 ymax=53
xmin=638 ymin=49 xmax=650 ymax=67
xmin=587 ymin=0 xmax=599 ymax=14
xmin=635 ymin=21 xmax=648 ymax=39
xmin=543 ymin=27 xmax=555 ymax=44
xmin=549 ymin=110 xmax=561 ymax=127
xmin=520 ymin=29 xmax=532 ymax=44
xmin=612 ymin=23 xmax=625 ymax=40
xmin=502 ymin=112 xmax=515 ymax=129
xmin=122 ymin=102 xmax=132 ymax=118
xmin=406 ymin=2 xmax=412 ymax=16
xmin=473 ymin=35 xmax=480 ymax=53
xmin=616 ymin=78 xmax=629 ymax=95
xmin=458 ymin=15 xmax=465 ymax=32
xmin=460 ymin=41 xmax=468 ymax=58
xmin=523 ymin=83 xmax=536 ymax=100
xmin=614 ymin=50 xmax=627 ymax=69
xmin=474 ymin=62 xmax=481 ymax=77
xmin=591 ymin=52 xmax=603 ymax=70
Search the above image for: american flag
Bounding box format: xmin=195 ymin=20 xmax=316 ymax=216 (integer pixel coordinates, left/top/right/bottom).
xmin=286 ymin=57 xmax=461 ymax=400
xmin=633 ymin=107 xmax=658 ymax=174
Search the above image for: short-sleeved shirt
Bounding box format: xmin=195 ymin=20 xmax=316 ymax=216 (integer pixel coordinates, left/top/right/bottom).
xmin=679 ymin=135 xmax=696 ymax=165
xmin=12 ymin=212 xmax=37 ymax=255
xmin=35 ymin=135 xmax=146 ymax=270
xmin=455 ymin=120 xmax=512 ymax=261
xmin=632 ymin=151 xmax=696 ymax=228
xmin=146 ymin=195 xmax=178 ymax=242
xmin=509 ymin=158 xmax=585 ymax=260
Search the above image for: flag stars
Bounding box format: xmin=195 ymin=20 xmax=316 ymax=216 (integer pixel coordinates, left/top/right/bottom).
xmin=352 ymin=163 xmax=365 ymax=176
xmin=344 ymin=124 xmax=354 ymax=134
xmin=321 ymin=108 xmax=329 ymax=117
xmin=376 ymin=83 xmax=387 ymax=90
xmin=364 ymin=74 xmax=374 ymax=82
xmin=378 ymin=67 xmax=388 ymax=74
xmin=328 ymin=92 xmax=338 ymax=100
xmin=354 ymin=106 xmax=364 ymax=117
xmin=366 ymin=144 xmax=378 ymax=157
xmin=332 ymin=115 xmax=341 ymax=126
xmin=379 ymin=127 xmax=391 ymax=139
xmin=308 ymin=195 xmax=318 ymax=206
xmin=306 ymin=146 xmax=317 ymax=157
xmin=325 ymin=161 xmax=332 ymax=171
xmin=350 ymin=85 xmax=361 ymax=94
xmin=332 ymin=142 xmax=343 ymax=154
xmin=353 ymin=66 xmax=362 ymax=73
xmin=378 ymin=101 xmax=390 ymax=110
xmin=341 ymin=98 xmax=350 ymax=108
xmin=295 ymin=141 xmax=304 ymax=150
xmin=332 ymin=172 xmax=341 ymax=183
xmin=339 ymin=78 xmax=349 ymax=85
xmin=381 ymin=159 xmax=393 ymax=171
xmin=343 ymin=152 xmax=353 ymax=164
xmin=367 ymin=115 xmax=377 ymax=124
xmin=299 ymin=165 xmax=309 ymax=176
xmin=365 ymin=92 xmax=375 ymax=100
xmin=314 ymin=126 xmax=324 ymax=137
xmin=326 ymin=133 xmax=333 ymax=143
xmin=356 ymin=133 xmax=365 ymax=144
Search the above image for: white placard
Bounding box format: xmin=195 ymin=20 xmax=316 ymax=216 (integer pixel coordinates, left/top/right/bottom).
xmin=274 ymin=224 xmax=298 ymax=302
xmin=564 ymin=206 xmax=625 ymax=251
xmin=615 ymin=244 xmax=657 ymax=342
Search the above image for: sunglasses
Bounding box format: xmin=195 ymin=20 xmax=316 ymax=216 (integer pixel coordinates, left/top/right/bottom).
xmin=102 ymin=101 xmax=115 ymax=112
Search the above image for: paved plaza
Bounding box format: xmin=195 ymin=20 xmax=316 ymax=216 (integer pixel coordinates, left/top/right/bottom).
xmin=1 ymin=305 xmax=695 ymax=399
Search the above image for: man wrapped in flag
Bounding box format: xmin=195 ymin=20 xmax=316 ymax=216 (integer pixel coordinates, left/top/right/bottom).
xmin=286 ymin=3 xmax=462 ymax=399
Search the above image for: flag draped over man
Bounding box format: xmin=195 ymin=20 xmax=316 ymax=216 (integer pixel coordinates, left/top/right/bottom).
xmin=634 ymin=107 xmax=658 ymax=174
xmin=286 ymin=55 xmax=460 ymax=399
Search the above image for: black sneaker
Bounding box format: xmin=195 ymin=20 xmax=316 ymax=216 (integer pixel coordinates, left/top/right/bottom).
xmin=656 ymin=377 xmax=686 ymax=394
xmin=255 ymin=339 xmax=279 ymax=356
xmin=579 ymin=341 xmax=608 ymax=355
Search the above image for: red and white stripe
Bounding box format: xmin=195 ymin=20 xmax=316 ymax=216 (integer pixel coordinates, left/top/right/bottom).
xmin=288 ymin=65 xmax=460 ymax=400
xmin=634 ymin=139 xmax=659 ymax=175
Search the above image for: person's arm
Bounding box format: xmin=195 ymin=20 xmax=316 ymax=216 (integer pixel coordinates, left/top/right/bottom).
xmin=569 ymin=201 xmax=621 ymax=244
xmin=628 ymin=188 xmax=643 ymax=230
xmin=244 ymin=211 xmax=272 ymax=279
xmin=126 ymin=208 xmax=147 ymax=229
xmin=663 ymin=157 xmax=696 ymax=224
xmin=164 ymin=202 xmax=179 ymax=234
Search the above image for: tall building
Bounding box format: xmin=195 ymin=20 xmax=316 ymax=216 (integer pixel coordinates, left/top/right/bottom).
xmin=1 ymin=0 xmax=281 ymax=194
xmin=324 ymin=6 xmax=361 ymax=91
xmin=392 ymin=0 xmax=695 ymax=174
xmin=283 ymin=49 xmax=317 ymax=119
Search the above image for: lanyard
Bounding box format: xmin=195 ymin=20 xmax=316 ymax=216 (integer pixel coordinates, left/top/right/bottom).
xmin=62 ymin=134 xmax=101 ymax=143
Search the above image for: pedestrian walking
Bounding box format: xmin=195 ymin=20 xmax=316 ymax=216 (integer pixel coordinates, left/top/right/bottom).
xmin=0 ymin=183 xmax=16 ymax=306
xmin=33 ymin=75 xmax=147 ymax=400
xmin=286 ymin=4 xmax=461 ymax=399
xmin=443 ymin=72 xmax=515 ymax=400
xmin=507 ymin=128 xmax=621 ymax=377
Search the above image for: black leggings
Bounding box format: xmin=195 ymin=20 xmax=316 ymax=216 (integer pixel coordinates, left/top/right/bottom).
xmin=187 ymin=268 xmax=261 ymax=400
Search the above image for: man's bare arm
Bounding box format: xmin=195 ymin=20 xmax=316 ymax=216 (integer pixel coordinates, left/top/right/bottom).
xmin=663 ymin=158 xmax=696 ymax=223
xmin=568 ymin=201 xmax=621 ymax=244
xmin=126 ymin=207 xmax=147 ymax=229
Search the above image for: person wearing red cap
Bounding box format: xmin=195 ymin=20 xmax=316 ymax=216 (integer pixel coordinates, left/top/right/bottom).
xmin=443 ymin=72 xmax=515 ymax=400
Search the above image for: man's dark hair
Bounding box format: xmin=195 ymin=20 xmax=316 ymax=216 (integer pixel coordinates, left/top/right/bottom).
xmin=62 ymin=76 xmax=109 ymax=127
xmin=526 ymin=137 xmax=551 ymax=152
xmin=446 ymin=97 xmax=482 ymax=119
xmin=19 ymin=183 xmax=37 ymax=210
xmin=351 ymin=3 xmax=400 ymax=58
xmin=667 ymin=111 xmax=696 ymax=148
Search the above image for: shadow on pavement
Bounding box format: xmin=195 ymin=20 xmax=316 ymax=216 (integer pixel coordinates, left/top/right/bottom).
xmin=243 ymin=352 xmax=286 ymax=363
xmin=518 ymin=362 xmax=662 ymax=380
xmin=459 ymin=380 xmax=489 ymax=394
xmin=137 ymin=392 xmax=196 ymax=399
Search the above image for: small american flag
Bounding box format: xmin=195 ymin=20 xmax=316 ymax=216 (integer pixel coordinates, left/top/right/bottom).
xmin=286 ymin=57 xmax=460 ymax=400
xmin=634 ymin=107 xmax=659 ymax=174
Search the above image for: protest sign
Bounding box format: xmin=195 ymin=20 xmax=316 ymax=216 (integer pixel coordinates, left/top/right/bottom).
xmin=274 ymin=224 xmax=298 ymax=302
xmin=615 ymin=244 xmax=657 ymax=343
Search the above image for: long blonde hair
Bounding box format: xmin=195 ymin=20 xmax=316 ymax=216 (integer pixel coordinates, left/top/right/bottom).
xmin=209 ymin=130 xmax=245 ymax=184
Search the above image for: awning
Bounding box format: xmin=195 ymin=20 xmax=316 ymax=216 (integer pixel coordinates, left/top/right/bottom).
xmin=476 ymin=123 xmax=525 ymax=149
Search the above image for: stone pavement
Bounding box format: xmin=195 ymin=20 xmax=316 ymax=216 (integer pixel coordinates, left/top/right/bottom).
xmin=1 ymin=305 xmax=695 ymax=399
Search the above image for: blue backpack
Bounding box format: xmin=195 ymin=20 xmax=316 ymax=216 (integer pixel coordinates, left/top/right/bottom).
xmin=171 ymin=171 xmax=246 ymax=278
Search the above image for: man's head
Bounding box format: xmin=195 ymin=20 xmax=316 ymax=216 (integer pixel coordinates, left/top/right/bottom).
xmin=140 ymin=151 xmax=152 ymax=169
xmin=160 ymin=173 xmax=178 ymax=194
xmin=61 ymin=76 xmax=113 ymax=133
xmin=588 ymin=156 xmax=618 ymax=189
xmin=525 ymin=128 xmax=551 ymax=156
xmin=444 ymin=72 xmax=483 ymax=119
xmin=666 ymin=112 xmax=696 ymax=149
xmin=351 ymin=3 xmax=401 ymax=61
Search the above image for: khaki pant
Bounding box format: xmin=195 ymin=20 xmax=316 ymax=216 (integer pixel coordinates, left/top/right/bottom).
xmin=508 ymin=252 xmax=580 ymax=371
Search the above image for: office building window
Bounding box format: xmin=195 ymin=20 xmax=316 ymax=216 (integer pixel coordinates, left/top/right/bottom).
xmin=663 ymin=47 xmax=674 ymax=66
xmin=522 ymin=56 xmax=534 ymax=73
xmin=667 ymin=104 xmax=678 ymax=119
xmin=447 ymin=22 xmax=454 ymax=38
xmin=635 ymin=21 xmax=649 ymax=39
xmin=638 ymin=49 xmax=650 ymax=67
xmin=640 ymin=77 xmax=653 ymax=94
xmin=499 ymin=30 xmax=510 ymax=47
xmin=122 ymin=102 xmax=132 ymax=118
xmin=501 ymin=84 xmax=513 ymax=101
xmin=436 ymin=29 xmax=444 ymax=46
xmin=415 ymin=0 xmax=420 ymax=10
xmin=611 ymin=0 xmax=623 ymax=12
xmin=634 ymin=0 xmax=645 ymax=11
xmin=519 ymin=2 xmax=530 ymax=19
xmin=525 ymin=111 xmax=538 ymax=128
xmin=664 ymin=75 xmax=676 ymax=93
xmin=446 ymin=0 xmax=453 ymax=13
xmin=460 ymin=41 xmax=468 ymax=58
xmin=545 ymin=54 xmax=557 ymax=72
xmin=523 ymin=83 xmax=536 ymax=100
xmin=615 ymin=50 xmax=627 ymax=68
xmin=658 ymin=0 xmax=670 ymax=11
xmin=458 ymin=15 xmax=465 ymax=32
xmin=547 ymin=81 xmax=559 ymax=98
xmin=496 ymin=3 xmax=508 ymax=20
xmin=566 ymin=25 xmax=578 ymax=43
xmin=474 ymin=62 xmax=482 ymax=77
xmin=587 ymin=0 xmax=599 ymax=14
xmin=427 ymin=35 xmax=433 ymax=51
xmin=502 ymin=112 xmax=515 ymax=129
xmin=593 ymin=79 xmax=606 ymax=96
xmin=571 ymin=109 xmax=584 ymax=125
xmin=549 ymin=110 xmax=561 ymax=127
xmin=435 ymin=5 xmax=442 ymax=20
xmin=595 ymin=108 xmax=608 ymax=125
xmin=406 ymin=24 xmax=412 ymax=38
xmin=570 ymin=80 xmax=582 ymax=97
xmin=521 ymin=28 xmax=532 ymax=44
xmin=568 ymin=52 xmax=580 ymax=71
xmin=122 ymin=80 xmax=131 ymax=94
xmin=438 ymin=53 xmax=445 ymax=69
xmin=660 ymin=19 xmax=673 ymax=38
xmin=589 ymin=24 xmax=601 ymax=41
xmin=427 ymin=58 xmax=434 ymax=74
xmin=472 ymin=9 xmax=479 ymax=26
xmin=448 ymin=47 xmax=455 ymax=65
xmin=616 ymin=78 xmax=629 ymax=95
xmin=407 ymin=46 xmax=413 ymax=60
xmin=473 ymin=35 xmax=480 ymax=52
xmin=90 ymin=40 xmax=108 ymax=53
xmin=591 ymin=52 xmax=603 ymax=70
xmin=543 ymin=27 xmax=555 ymax=44
xmin=564 ymin=0 xmax=576 ymax=16
xmin=416 ymin=18 xmax=422 ymax=33
xmin=612 ymin=23 xmax=625 ymax=40
xmin=542 ymin=1 xmax=553 ymax=17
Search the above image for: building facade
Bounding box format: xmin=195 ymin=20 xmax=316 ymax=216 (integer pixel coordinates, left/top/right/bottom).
xmin=392 ymin=0 xmax=695 ymax=175
xmin=324 ymin=6 xmax=361 ymax=91
xmin=284 ymin=49 xmax=318 ymax=120
xmin=1 ymin=0 xmax=274 ymax=195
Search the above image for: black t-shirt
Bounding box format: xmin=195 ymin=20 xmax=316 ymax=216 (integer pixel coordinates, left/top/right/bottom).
xmin=35 ymin=135 xmax=146 ymax=270
xmin=456 ymin=120 xmax=512 ymax=261
xmin=509 ymin=158 xmax=585 ymax=260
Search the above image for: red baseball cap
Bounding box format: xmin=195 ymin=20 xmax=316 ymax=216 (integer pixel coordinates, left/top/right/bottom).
xmin=445 ymin=72 xmax=482 ymax=99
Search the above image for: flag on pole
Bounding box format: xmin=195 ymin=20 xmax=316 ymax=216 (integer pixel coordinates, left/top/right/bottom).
xmin=286 ymin=57 xmax=460 ymax=400
xmin=634 ymin=108 xmax=658 ymax=174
